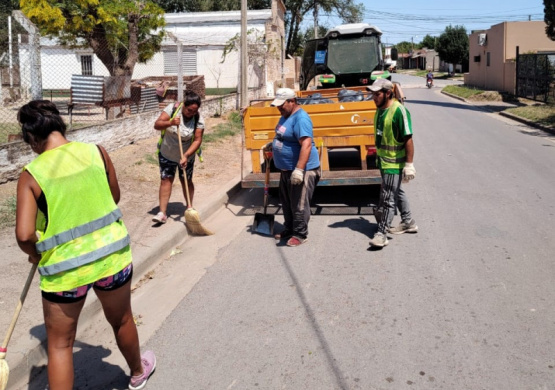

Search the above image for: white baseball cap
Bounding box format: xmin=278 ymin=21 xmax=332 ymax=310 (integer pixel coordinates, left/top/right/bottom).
xmin=271 ymin=88 xmax=296 ymax=106
xmin=366 ymin=78 xmax=394 ymax=92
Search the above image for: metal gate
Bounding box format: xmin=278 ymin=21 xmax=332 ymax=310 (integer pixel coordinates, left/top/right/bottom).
xmin=516 ymin=47 xmax=555 ymax=104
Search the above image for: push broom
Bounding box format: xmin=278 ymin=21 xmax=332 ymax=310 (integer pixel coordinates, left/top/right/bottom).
xmin=175 ymin=111 xmax=214 ymax=236
xmin=0 ymin=263 xmax=38 ymax=390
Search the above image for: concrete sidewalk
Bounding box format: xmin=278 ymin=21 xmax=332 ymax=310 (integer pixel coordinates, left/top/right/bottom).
xmin=1 ymin=173 xmax=243 ymax=389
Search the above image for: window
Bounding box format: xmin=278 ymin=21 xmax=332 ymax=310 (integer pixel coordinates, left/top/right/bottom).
xmin=81 ymin=55 xmax=93 ymax=75
xmin=474 ymin=55 xmax=481 ymax=63
xmin=486 ymin=52 xmax=490 ymax=67
xmin=163 ymin=49 xmax=197 ymax=75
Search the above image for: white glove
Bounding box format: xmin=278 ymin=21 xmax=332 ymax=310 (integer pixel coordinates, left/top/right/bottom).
xmin=291 ymin=168 xmax=304 ymax=185
xmin=402 ymin=162 xmax=416 ymax=183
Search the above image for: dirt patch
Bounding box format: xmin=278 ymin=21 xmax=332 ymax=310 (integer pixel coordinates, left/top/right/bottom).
xmin=466 ymin=91 xmax=504 ymax=102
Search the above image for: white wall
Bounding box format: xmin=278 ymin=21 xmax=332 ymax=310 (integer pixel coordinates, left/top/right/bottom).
xmin=37 ymin=23 xmax=268 ymax=90
xmin=198 ymin=48 xmax=239 ymax=88
xmin=132 ymin=52 xmax=165 ymax=80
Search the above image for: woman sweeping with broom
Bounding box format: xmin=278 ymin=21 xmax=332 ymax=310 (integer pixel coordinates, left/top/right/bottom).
xmin=153 ymin=90 xmax=212 ymax=235
xmin=9 ymin=100 xmax=155 ymax=390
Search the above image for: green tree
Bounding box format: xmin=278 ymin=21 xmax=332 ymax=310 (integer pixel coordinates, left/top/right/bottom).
xmin=284 ymin=0 xmax=365 ymax=56
xmin=21 ymin=0 xmax=166 ymax=77
xmin=393 ymin=41 xmax=412 ymax=54
xmin=154 ymin=0 xmax=270 ymax=12
xmin=544 ymin=0 xmax=555 ymax=40
xmin=436 ymin=25 xmax=469 ymax=67
xmin=421 ymin=34 xmax=436 ymax=50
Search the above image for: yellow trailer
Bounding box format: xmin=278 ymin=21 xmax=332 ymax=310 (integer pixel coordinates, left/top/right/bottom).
xmin=241 ymin=86 xmax=382 ymax=188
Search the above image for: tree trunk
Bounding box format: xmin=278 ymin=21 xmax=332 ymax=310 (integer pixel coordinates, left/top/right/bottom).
xmin=89 ymin=25 xmax=117 ymax=76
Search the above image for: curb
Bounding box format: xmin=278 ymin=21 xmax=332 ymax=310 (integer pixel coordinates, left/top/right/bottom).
xmin=441 ymin=90 xmax=555 ymax=136
xmin=7 ymin=175 xmax=243 ymax=389
xmin=499 ymin=111 xmax=555 ymax=136
xmin=440 ymin=90 xmax=468 ymax=102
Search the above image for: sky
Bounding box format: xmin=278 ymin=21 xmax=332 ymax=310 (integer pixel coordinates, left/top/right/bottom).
xmin=303 ymin=0 xmax=545 ymax=45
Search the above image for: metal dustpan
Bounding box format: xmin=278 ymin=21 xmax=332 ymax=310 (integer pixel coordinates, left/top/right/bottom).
xmin=253 ymin=210 xmax=274 ymax=236
xmin=253 ymin=156 xmax=275 ymax=236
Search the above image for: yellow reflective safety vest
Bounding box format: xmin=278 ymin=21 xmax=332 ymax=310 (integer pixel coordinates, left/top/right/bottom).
xmin=376 ymin=100 xmax=407 ymax=170
xmin=25 ymin=142 xmax=132 ymax=292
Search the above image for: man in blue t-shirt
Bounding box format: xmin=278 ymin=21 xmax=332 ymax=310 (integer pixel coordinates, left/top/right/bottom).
xmin=264 ymin=88 xmax=320 ymax=247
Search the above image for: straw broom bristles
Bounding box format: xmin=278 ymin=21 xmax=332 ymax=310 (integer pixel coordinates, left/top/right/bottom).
xmin=175 ymin=117 xmax=214 ymax=236
xmin=0 ymin=264 xmax=38 ymax=390
xmin=185 ymin=208 xmax=214 ymax=236
xmin=0 ymin=357 xmax=9 ymax=390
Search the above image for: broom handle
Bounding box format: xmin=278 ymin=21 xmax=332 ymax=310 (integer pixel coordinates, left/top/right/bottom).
xmin=176 ymin=124 xmax=193 ymax=208
xmin=1 ymin=263 xmax=38 ymax=354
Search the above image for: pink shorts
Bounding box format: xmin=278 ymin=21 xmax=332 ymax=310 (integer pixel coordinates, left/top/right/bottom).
xmin=41 ymin=263 xmax=133 ymax=303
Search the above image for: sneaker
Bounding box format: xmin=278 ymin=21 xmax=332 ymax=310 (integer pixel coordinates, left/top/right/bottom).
xmin=286 ymin=236 xmax=308 ymax=247
xmin=369 ymin=232 xmax=389 ymax=247
xmin=274 ymin=230 xmax=292 ymax=241
xmin=388 ymin=219 xmax=418 ymax=234
xmin=129 ymin=351 xmax=156 ymax=390
xmin=152 ymin=212 xmax=167 ymax=224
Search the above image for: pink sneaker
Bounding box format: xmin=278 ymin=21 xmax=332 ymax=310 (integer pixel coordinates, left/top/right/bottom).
xmin=286 ymin=236 xmax=308 ymax=247
xmin=128 ymin=351 xmax=156 ymax=390
xmin=152 ymin=212 xmax=167 ymax=224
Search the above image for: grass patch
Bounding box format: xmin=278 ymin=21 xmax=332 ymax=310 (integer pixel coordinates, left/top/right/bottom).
xmin=413 ymin=70 xmax=429 ymax=78
xmin=203 ymin=111 xmax=242 ymax=143
xmin=144 ymin=153 xmax=159 ymax=165
xmin=0 ymin=195 xmax=17 ymax=228
xmin=205 ymin=88 xmax=237 ymax=96
xmin=42 ymin=89 xmax=71 ymax=99
xmin=506 ymin=105 xmax=555 ymax=128
xmin=443 ymin=85 xmax=484 ymax=99
xmin=0 ymin=123 xmax=21 ymax=144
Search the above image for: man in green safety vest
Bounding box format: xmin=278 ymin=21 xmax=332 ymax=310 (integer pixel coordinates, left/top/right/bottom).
xmin=367 ymin=78 xmax=418 ymax=248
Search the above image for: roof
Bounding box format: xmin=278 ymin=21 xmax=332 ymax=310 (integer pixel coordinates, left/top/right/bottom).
xmin=39 ymin=9 xmax=273 ymax=48
xmin=164 ymin=9 xmax=272 ymax=25
xmin=163 ymin=9 xmax=272 ymax=46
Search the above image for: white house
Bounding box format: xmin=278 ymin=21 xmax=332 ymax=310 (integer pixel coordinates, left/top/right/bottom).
xmin=34 ymin=0 xmax=285 ymax=93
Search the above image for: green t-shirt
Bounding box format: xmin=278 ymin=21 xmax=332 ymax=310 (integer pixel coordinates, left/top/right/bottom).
xmin=374 ymin=103 xmax=413 ymax=174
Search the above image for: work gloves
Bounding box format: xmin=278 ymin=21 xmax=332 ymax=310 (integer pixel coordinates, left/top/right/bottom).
xmin=402 ymin=162 xmax=416 ymax=183
xmin=262 ymin=142 xmax=273 ymax=160
xmin=291 ymin=168 xmax=304 ymax=185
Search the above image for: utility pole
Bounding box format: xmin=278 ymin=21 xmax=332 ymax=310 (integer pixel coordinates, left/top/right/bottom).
xmin=240 ymin=0 xmax=248 ymax=108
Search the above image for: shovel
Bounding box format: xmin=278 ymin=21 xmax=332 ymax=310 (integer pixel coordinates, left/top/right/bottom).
xmin=253 ymin=155 xmax=274 ymax=236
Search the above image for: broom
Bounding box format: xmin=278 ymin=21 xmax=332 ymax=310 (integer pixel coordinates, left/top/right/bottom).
xmin=0 ymin=263 xmax=38 ymax=390
xmin=175 ymin=115 xmax=214 ymax=236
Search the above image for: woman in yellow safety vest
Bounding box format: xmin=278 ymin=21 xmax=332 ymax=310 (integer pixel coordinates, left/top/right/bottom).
xmin=15 ymin=100 xmax=155 ymax=390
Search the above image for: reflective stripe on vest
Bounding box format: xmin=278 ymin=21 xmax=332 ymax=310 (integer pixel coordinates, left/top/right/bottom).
xmin=36 ymin=208 xmax=123 ymax=253
xmin=38 ymin=235 xmax=130 ymax=276
xmin=377 ymin=100 xmax=406 ymax=170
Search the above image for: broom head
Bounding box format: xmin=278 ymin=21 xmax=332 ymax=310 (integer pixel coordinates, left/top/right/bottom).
xmin=0 ymin=357 xmax=9 ymax=390
xmin=184 ymin=208 xmax=214 ymax=236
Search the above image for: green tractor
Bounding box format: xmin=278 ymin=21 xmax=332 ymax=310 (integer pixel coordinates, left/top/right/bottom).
xmin=300 ymin=23 xmax=397 ymax=90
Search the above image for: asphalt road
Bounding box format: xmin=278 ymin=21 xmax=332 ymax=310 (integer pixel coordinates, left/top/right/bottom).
xmin=18 ymin=76 xmax=555 ymax=389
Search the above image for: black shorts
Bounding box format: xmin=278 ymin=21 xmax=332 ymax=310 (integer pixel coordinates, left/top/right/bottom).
xmin=159 ymin=153 xmax=194 ymax=181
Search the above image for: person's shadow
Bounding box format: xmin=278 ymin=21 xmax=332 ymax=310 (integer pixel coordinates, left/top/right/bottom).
xmin=26 ymin=325 xmax=129 ymax=389
xmin=148 ymin=201 xmax=186 ymax=226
